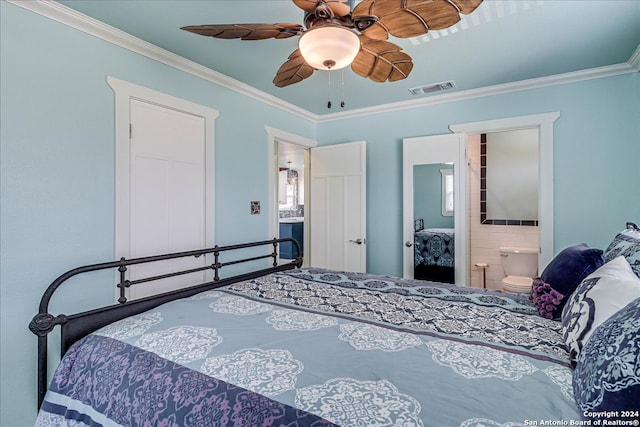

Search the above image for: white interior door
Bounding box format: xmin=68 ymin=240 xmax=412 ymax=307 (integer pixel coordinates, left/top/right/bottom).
xmin=128 ymin=99 xmax=207 ymax=299
xmin=310 ymin=141 xmax=366 ymax=272
xmin=403 ymin=134 xmax=466 ymax=284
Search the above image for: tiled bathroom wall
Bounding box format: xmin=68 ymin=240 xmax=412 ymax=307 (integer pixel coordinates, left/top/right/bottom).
xmin=467 ymin=134 xmax=539 ymax=290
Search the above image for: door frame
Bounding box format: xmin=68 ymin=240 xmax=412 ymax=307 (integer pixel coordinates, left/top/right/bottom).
xmin=450 ymin=112 xmax=560 ymax=271
xmin=402 ymin=134 xmax=467 ymax=284
xmin=266 ymin=126 xmax=316 ymax=265
xmin=108 ymin=76 xmax=219 ymax=298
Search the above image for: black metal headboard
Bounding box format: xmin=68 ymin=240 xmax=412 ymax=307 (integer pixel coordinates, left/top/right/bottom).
xmin=29 ymin=238 xmax=301 ymax=409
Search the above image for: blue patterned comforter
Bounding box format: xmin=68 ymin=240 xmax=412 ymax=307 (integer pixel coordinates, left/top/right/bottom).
xmin=36 ymin=268 xmax=580 ymax=426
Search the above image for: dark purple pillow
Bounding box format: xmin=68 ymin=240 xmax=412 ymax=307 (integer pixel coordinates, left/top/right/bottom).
xmin=530 ymin=278 xmax=565 ymax=319
xmin=538 ymin=244 xmax=605 ymax=319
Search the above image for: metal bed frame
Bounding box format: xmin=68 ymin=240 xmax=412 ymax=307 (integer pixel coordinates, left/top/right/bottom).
xmin=28 ymin=238 xmax=302 ymax=409
xmin=28 ymin=222 xmax=640 ymax=410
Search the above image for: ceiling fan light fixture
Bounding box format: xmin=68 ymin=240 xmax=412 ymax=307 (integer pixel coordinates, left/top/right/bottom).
xmin=298 ymin=26 xmax=360 ymax=71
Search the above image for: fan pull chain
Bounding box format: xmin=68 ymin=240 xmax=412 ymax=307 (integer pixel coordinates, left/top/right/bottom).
xmin=341 ymin=69 xmax=345 ymax=108
xmin=326 ymin=69 xmax=347 ymax=109
xmin=327 ymin=69 xmax=332 ymax=109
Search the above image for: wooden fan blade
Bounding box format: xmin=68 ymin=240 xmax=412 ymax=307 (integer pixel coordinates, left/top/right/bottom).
xmin=351 ymin=36 xmax=413 ymax=83
xmin=293 ymin=0 xmax=351 ymax=17
xmin=273 ymin=49 xmax=315 ymax=88
xmin=292 ymin=0 xmax=319 ymax=12
xmin=452 ymin=0 xmax=485 ymax=15
xmin=181 ymin=23 xmax=303 ymax=40
xmin=353 ymin=0 xmax=483 ymax=40
xmin=326 ymin=0 xmax=352 ymax=17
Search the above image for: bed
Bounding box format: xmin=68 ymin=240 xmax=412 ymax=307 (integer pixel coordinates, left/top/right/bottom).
xmin=30 ymin=225 xmax=640 ymax=426
xmin=414 ymin=219 xmax=455 ymax=283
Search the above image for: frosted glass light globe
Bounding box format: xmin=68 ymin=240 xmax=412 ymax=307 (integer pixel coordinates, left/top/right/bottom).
xmin=299 ymin=26 xmax=360 ymax=70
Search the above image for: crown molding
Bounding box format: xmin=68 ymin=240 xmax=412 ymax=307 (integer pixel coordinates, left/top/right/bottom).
xmin=316 ymin=61 xmax=639 ymax=123
xmin=628 ymin=44 xmax=640 ymax=71
xmin=8 ymin=0 xmax=638 ymax=125
xmin=7 ymin=0 xmax=321 ymax=122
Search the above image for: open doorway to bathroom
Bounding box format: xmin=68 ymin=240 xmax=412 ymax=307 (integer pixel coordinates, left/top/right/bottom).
xmin=466 ymin=130 xmax=540 ymax=291
xmin=277 ymin=141 xmax=309 ymax=265
xmin=450 ymin=112 xmax=559 ymax=291
xmin=265 ymin=127 xmax=315 ymax=268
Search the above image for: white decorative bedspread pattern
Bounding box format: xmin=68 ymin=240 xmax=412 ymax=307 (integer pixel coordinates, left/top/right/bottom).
xmin=36 ymin=268 xmax=580 ymax=426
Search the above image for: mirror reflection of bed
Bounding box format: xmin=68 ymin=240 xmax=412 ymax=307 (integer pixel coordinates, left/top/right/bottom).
xmin=413 ymin=163 xmax=455 ymax=283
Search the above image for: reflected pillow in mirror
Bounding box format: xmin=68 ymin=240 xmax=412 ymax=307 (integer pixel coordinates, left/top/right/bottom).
xmin=537 ymin=244 xmax=605 ymax=319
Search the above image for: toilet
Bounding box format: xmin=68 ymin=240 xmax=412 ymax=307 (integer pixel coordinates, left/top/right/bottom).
xmin=499 ymin=247 xmax=538 ymax=293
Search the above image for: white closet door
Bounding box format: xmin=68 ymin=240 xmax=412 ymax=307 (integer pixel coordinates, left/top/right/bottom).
xmin=310 ymin=141 xmax=366 ymax=272
xmin=128 ymin=99 xmax=206 ymax=299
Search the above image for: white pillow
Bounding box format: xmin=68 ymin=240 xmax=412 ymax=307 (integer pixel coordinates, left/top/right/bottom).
xmin=561 ymin=256 xmax=640 ymax=364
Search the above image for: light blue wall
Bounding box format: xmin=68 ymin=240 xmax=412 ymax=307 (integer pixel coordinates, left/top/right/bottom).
xmin=2 ymin=2 xmax=639 ymax=426
xmin=0 ymin=3 xmax=315 ymax=425
xmin=317 ymin=73 xmax=640 ymax=277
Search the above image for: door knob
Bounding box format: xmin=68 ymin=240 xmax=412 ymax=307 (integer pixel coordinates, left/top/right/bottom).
xmin=349 ymin=238 xmax=363 ymax=245
xmin=405 ymin=241 xmax=413 ymax=247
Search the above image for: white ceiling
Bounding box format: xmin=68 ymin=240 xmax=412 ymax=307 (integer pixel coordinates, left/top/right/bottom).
xmin=54 ymin=0 xmax=640 ymax=116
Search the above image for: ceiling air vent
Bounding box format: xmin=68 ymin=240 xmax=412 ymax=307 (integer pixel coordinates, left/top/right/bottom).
xmin=408 ymin=80 xmax=455 ymax=96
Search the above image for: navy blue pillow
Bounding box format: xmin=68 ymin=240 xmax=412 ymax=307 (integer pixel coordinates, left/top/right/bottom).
xmin=573 ymin=297 xmax=640 ymax=419
xmin=538 ymin=244 xmax=605 ymax=319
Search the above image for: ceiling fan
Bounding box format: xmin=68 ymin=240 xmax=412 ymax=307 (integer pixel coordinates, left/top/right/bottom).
xmin=181 ymin=0 xmax=483 ymax=88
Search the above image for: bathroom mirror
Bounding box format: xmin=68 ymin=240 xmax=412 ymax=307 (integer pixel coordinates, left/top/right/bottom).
xmin=278 ymin=168 xmax=299 ymax=210
xmin=481 ymin=128 xmax=539 ymax=225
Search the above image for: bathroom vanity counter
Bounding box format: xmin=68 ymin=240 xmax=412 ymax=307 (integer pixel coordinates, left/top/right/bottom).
xmin=279 ymin=219 xmax=303 ymax=259
xmin=279 ymin=217 xmax=304 ymax=223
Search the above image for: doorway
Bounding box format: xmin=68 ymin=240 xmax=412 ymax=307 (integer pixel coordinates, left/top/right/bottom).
xmin=450 ymin=112 xmax=559 ymax=280
xmin=277 ymin=141 xmax=308 ymax=263
xmin=266 ymin=128 xmax=368 ymax=272
xmin=266 ymin=127 xmax=315 ymax=267
xmin=465 ymin=130 xmax=540 ymax=289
